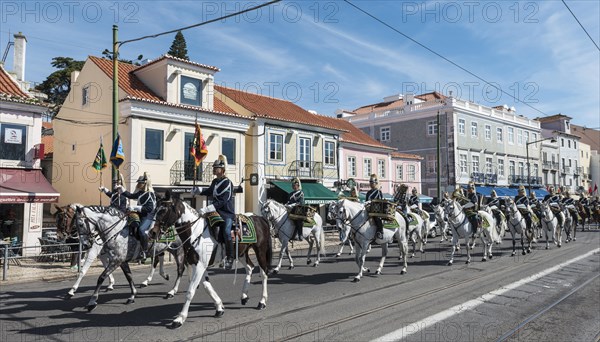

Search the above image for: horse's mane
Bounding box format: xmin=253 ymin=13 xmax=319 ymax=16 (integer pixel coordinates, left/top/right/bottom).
xmin=85 ymin=205 xmax=126 ymax=219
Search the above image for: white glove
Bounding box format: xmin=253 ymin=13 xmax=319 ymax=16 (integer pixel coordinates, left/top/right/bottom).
xmin=191 ymin=186 xmax=203 ymax=196
xmin=199 ymin=204 xmax=216 ymax=216
xmin=115 ymin=185 xmax=125 ymax=193
xmin=98 ymin=186 xmax=108 ymax=193
xmin=128 ymin=206 xmax=142 ymax=212
xmin=364 ymin=201 xmax=371 ymax=206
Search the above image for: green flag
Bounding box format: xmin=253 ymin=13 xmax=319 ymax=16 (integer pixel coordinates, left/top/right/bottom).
xmin=92 ymin=143 xmax=107 ymax=171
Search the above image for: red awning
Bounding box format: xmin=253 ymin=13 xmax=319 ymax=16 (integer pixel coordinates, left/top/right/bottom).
xmin=0 ymin=169 xmax=60 ymax=203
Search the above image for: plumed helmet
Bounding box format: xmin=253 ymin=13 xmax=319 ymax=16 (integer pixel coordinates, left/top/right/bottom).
xmin=397 ymin=183 xmax=408 ymax=193
xmin=564 ymin=190 xmax=570 ymax=197
xmin=452 ymin=188 xmax=463 ymax=199
xmin=548 ymin=186 xmax=555 ymax=194
xmin=518 ymin=185 xmax=525 ymax=194
xmin=136 ymin=172 xmax=153 ymax=192
xmin=412 ymin=187 xmax=418 ymax=195
xmin=369 ymin=174 xmax=379 ymax=184
xmin=468 ymin=182 xmax=476 ymax=191
xmin=529 ymin=191 xmax=536 ymax=198
xmin=213 ymin=155 xmax=227 ymax=169
xmin=490 ymin=189 xmax=497 ymax=197
xmin=112 ymin=173 xmax=125 ymax=187
xmin=291 ymin=177 xmax=302 ymax=189
xmin=136 ymin=173 xmax=148 ymax=184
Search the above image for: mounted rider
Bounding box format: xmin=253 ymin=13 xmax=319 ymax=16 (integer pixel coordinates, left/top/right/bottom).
xmin=192 ymin=155 xmax=236 ymax=270
xmin=285 ymin=177 xmax=305 ymax=242
xmin=408 ymin=187 xmax=425 ymax=218
xmin=452 ymin=182 xmax=482 ymax=238
xmin=119 ymin=172 xmax=156 ymax=260
xmin=487 ymin=189 xmax=503 ymax=227
xmin=529 ymin=190 xmax=541 ymax=222
xmin=578 ymin=192 xmax=592 ymax=218
xmin=514 ymin=186 xmax=533 ymax=232
xmin=365 ymin=174 xmax=384 ymax=239
xmin=561 ymin=190 xmax=578 ymax=221
xmin=542 ymin=186 xmax=564 ymax=226
xmin=98 ymin=173 xmax=128 ymax=212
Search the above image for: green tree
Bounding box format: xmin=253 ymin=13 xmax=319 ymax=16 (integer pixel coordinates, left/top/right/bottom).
xmin=35 ymin=57 xmax=84 ymax=117
xmin=168 ymin=31 xmax=189 ymax=60
xmin=101 ymin=49 xmax=144 ymax=65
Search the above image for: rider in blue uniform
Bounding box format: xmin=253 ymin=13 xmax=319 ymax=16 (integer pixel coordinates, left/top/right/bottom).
xmin=119 ymin=172 xmax=156 ymax=260
xmin=487 ymin=190 xmax=503 ymax=227
xmin=193 ymin=155 xmax=236 ymax=270
xmin=99 ymin=175 xmax=128 ymax=212
xmin=543 ymin=186 xmax=564 ymax=226
xmin=514 ymin=186 xmax=532 ymax=231
xmin=365 ymin=174 xmax=384 ymax=239
xmin=286 ymin=177 xmax=305 ymax=241
xmin=453 ymin=182 xmax=481 ymax=238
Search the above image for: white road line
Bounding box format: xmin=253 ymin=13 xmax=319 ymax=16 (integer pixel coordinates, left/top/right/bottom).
xmin=372 ymin=248 xmax=600 ymax=342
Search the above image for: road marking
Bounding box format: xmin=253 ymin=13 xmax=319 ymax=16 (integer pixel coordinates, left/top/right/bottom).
xmin=372 ymin=248 xmax=600 ymax=342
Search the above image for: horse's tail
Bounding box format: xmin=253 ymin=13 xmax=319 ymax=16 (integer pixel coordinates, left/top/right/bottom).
xmin=319 ymin=226 xmax=326 ymax=255
xmin=265 ymin=218 xmax=274 ymax=271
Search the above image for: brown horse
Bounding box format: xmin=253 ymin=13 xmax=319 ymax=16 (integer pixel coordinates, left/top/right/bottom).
xmin=150 ymin=191 xmax=272 ymax=328
xmin=576 ymin=201 xmax=591 ymax=231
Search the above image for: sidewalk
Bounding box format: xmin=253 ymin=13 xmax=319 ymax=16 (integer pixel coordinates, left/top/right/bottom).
xmin=0 ymin=232 xmax=343 ymax=285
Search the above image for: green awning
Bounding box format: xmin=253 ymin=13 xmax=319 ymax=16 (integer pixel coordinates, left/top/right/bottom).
xmin=271 ymin=181 xmax=338 ymax=205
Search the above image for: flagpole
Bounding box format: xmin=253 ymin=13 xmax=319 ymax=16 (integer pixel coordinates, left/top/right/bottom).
xmin=193 ymin=112 xmax=199 ymax=191
xmin=99 ymin=136 xmax=103 ymax=206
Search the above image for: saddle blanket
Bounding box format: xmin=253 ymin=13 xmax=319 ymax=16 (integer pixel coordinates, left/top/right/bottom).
xmin=234 ymin=214 xmax=257 ymax=244
xmin=156 ymin=226 xmax=176 ymax=243
xmin=408 ymin=213 xmax=420 ymax=226
xmin=382 ymin=218 xmax=400 ymax=230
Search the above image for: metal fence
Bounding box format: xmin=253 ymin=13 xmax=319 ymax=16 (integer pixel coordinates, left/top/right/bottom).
xmin=1 ymin=240 xmax=79 ymax=281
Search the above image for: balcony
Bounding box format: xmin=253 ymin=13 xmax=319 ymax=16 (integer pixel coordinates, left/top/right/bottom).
xmin=470 ymin=172 xmax=485 ymax=184
xmin=485 ymin=173 xmax=498 ymax=185
xmin=288 ymin=160 xmax=323 ymax=179
xmin=528 ymin=176 xmax=543 ymax=187
xmin=542 ymin=161 xmax=559 ymax=170
xmin=170 ymin=160 xmax=211 ymax=185
xmin=561 ymin=166 xmax=570 ymax=174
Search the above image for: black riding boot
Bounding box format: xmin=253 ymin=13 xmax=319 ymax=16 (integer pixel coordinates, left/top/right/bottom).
xmin=224 ymin=240 xmax=234 ymax=270
xmin=296 ymin=222 xmax=304 ymax=241
xmin=139 ymin=234 xmax=148 ymax=261
xmin=470 ymin=216 xmax=479 ymax=238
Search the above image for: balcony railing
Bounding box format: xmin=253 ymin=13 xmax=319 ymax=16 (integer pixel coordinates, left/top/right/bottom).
xmin=561 ymin=166 xmax=570 ymax=174
xmin=288 ymin=160 xmax=323 ymax=179
xmin=542 ymin=161 xmax=559 ymax=170
xmin=170 ymin=160 xmax=211 ymax=185
xmin=471 ymin=172 xmax=485 ymax=184
xmin=485 ymin=173 xmax=498 ymax=185
xmin=509 ymin=175 xmax=543 ymax=187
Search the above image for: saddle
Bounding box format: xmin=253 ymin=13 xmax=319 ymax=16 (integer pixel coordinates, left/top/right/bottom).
xmin=232 ymin=214 xmax=257 ymax=244
xmin=288 ymin=205 xmax=316 ymax=225
xmin=367 ymin=200 xmax=396 ymax=220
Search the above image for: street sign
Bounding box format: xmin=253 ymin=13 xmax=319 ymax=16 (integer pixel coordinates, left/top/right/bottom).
xmin=250 ymin=173 xmax=259 ymax=186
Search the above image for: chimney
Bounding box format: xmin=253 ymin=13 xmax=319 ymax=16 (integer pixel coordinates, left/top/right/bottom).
xmin=13 ymin=32 xmax=27 ymax=82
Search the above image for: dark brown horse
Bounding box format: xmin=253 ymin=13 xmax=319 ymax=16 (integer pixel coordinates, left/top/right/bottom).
xmin=150 ymin=191 xmax=272 ymax=328
xmin=576 ymin=201 xmax=591 ymax=231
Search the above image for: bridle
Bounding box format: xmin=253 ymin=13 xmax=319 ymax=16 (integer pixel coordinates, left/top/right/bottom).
xmin=75 ymin=207 xmax=126 ymax=246
xmin=262 ymin=200 xmax=291 ymax=236
xmin=153 ymin=201 xmax=203 ymax=248
xmin=444 ymin=200 xmax=469 ymax=230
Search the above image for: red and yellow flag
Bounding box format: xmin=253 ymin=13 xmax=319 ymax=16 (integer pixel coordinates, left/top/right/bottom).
xmin=190 ymin=122 xmax=208 ymax=166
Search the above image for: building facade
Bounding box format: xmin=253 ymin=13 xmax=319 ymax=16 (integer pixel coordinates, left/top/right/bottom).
xmin=539 ymin=115 xmax=581 ymax=192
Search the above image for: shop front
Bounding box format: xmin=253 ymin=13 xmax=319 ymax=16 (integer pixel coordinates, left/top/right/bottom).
xmin=0 ymin=168 xmax=60 ymax=255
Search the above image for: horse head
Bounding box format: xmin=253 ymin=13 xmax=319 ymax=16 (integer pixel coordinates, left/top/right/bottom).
xmin=54 ymin=204 xmax=78 ymax=240
xmin=444 ymin=199 xmax=460 ymax=218
xmin=152 ymin=190 xmax=186 ymax=239
xmin=261 ymin=199 xmax=286 ymax=224
xmin=326 ymin=201 xmax=338 ymax=222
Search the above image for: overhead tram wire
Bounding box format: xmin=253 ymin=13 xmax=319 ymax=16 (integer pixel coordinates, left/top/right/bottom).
xmin=561 ymin=0 xmax=600 ymax=52
xmin=117 ymin=0 xmax=282 ymax=47
xmin=342 ymin=0 xmax=551 ymax=117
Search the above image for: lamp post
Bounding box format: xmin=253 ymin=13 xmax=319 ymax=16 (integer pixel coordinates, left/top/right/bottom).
xmin=526 ymin=137 xmax=557 ymax=196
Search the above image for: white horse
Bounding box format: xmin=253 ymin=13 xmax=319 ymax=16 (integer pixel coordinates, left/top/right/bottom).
xmin=333 ymin=199 xmax=409 ymax=282
xmin=261 ymin=200 xmax=325 ymax=273
xmin=563 ymin=206 xmax=575 ymax=243
xmin=505 ymin=199 xmax=534 ymax=255
xmin=152 ymin=194 xmax=272 ymax=328
xmin=443 ymin=199 xmax=501 ymax=265
xmin=327 ymin=201 xmax=354 ymax=257
xmin=482 ymin=205 xmax=506 ymax=244
xmin=539 ymin=201 xmax=561 ymax=249
xmin=432 ymin=203 xmax=450 ymax=243
xmin=404 ymin=206 xmax=427 ymax=256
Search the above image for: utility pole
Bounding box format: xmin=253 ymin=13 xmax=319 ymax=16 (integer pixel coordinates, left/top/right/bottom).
xmin=112 ymin=25 xmax=119 ymax=184
xmin=437 ymin=109 xmax=441 ymax=199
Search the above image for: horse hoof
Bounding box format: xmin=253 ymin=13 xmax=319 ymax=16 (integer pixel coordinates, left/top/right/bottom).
xmin=165 ymin=293 xmax=174 ymax=299
xmin=545 ymin=246 xmax=549 ymax=250
xmin=307 ymin=260 xmax=311 ymax=265
xmin=376 ymin=270 xmax=381 ymax=275
xmin=65 ymin=293 xmax=73 ymax=300
xmin=170 ymin=321 xmax=183 ymax=329
xmin=400 ymin=270 xmax=406 ymax=275
xmin=558 ymin=244 xmax=562 ymax=248
xmin=481 ymin=258 xmax=487 ymax=262
xmin=335 ymin=254 xmax=341 ymax=258
xmin=313 ymin=263 xmax=319 ymax=267
xmin=272 ymin=269 xmax=279 ymax=275
xmin=257 ymin=303 xmax=266 ymax=310
xmin=288 ymin=265 xmax=294 ymax=270
xmin=140 ymin=283 xmax=148 ymax=288
xmin=241 ymin=298 xmax=249 ymax=306
xmin=126 ymin=298 xmax=135 ymax=305
xmin=527 ymin=250 xmax=531 ymax=254
xmin=106 ymin=287 xmax=114 ymax=292
xmin=465 ymin=260 xmax=471 ymax=264
xmin=86 ymin=304 xmax=97 ymax=312
xmin=352 ymin=278 xmax=360 ymax=283
xmin=522 ymin=251 xmax=526 ymax=256
xmin=573 ymin=238 xmax=576 ymax=241
xmin=447 ymin=262 xmax=453 ymax=266
xmin=366 ymin=268 xmax=371 ymax=273
xmin=214 ymin=310 xmax=225 ymax=318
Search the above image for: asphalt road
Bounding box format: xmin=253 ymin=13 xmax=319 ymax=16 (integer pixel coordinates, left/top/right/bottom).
xmin=1 ymin=229 xmax=599 ymax=342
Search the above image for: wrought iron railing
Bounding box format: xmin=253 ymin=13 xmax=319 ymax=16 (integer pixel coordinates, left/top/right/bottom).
xmin=170 ymin=160 xmax=211 ymax=185
xmin=288 ymin=160 xmax=324 ymax=179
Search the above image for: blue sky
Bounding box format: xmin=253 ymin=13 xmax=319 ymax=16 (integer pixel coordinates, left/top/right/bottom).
xmin=2 ymin=0 xmax=599 ymax=127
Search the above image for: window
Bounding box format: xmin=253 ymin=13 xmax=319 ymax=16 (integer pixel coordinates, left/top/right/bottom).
xmin=378 ymin=159 xmax=386 ymax=178
xmin=568 ymin=159 xmax=572 ymax=167
xmin=543 ymin=152 xmax=548 ymax=162
xmin=532 ymin=133 xmax=537 ymax=148
xmin=518 ymin=162 xmax=524 ymax=176
xmin=472 ymin=155 xmax=480 ymax=173
xmin=82 ymin=86 xmax=89 ymax=106
xmin=471 ymin=122 xmax=478 ymax=138
xmin=427 ymin=121 xmax=438 ymax=135
xmin=180 ymin=76 xmax=202 ymax=106
xmin=574 ymin=141 xmax=577 ymax=149
xmin=508 ymin=127 xmax=514 ymax=144
xmin=568 ymin=140 xmax=571 ymax=148
xmin=497 ymin=128 xmax=503 ymax=143
xmin=460 ymin=154 xmax=468 ymax=174
xmin=0 ymin=123 xmax=27 ymax=161
xmin=561 ymin=138 xmax=564 ymax=147
xmin=380 ymin=127 xmax=390 ymax=142
xmin=427 ymin=154 xmax=437 ymax=174
xmin=268 ymin=133 xmax=283 ymax=162
xmin=347 ymin=157 xmax=356 ymax=177
xmin=498 ymin=159 xmax=505 ymax=176
xmin=486 ymin=157 xmax=493 ymax=174
xmin=298 ymin=137 xmax=311 ymax=168
xmin=145 ymin=128 xmax=164 ymax=160
xmin=221 ymin=138 xmax=236 ymax=165
xmin=324 ymin=141 xmax=335 ymax=166
xmin=396 ymin=164 xmax=403 ymax=180
xmin=363 ymin=158 xmax=372 ymax=178
xmin=485 ymin=125 xmax=491 ymax=140
xmin=524 ymin=131 xmax=529 ymax=145
xmin=408 ymin=165 xmax=416 ymax=181
xmin=509 ymin=160 xmax=516 ymax=176
xmin=562 ymin=158 xmax=566 ymax=169
xmin=533 ymin=164 xmax=538 ymax=176
xmin=517 ymin=129 xmax=523 ymax=145
xmin=458 ymin=119 xmax=465 ymax=135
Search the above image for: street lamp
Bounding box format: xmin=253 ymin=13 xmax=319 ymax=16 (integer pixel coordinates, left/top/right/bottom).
xmin=526 ymin=137 xmax=557 ymax=196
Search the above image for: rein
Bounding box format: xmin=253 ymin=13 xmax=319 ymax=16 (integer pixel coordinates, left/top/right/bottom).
xmin=77 ymin=209 xmax=127 ymax=246
xmin=264 ymin=202 xmax=294 ymax=240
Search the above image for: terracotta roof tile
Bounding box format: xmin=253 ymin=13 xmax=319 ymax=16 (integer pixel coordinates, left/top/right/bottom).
xmin=120 ymin=96 xmax=244 ymax=119
xmin=353 ymin=92 xmax=446 ymax=115
xmin=41 ymin=135 xmax=53 ymax=156
xmin=215 ymin=85 xmax=341 ymax=130
xmin=134 ymin=54 xmax=220 ymax=73
xmin=571 ymin=124 xmax=600 ymax=151
xmin=0 ymin=65 xmax=29 ymax=98
xmin=317 ymin=115 xmax=393 ymax=150
xmin=89 ymin=56 xmax=163 ymax=101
